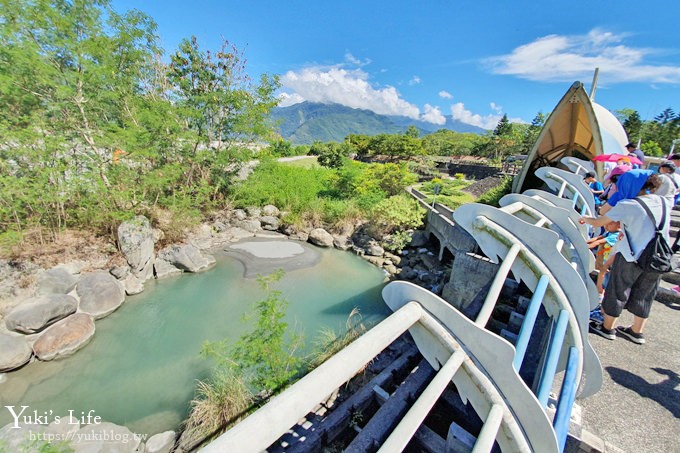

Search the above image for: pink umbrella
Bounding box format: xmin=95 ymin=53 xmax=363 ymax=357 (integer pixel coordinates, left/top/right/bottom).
xmin=592 ymin=153 xmax=643 ymax=165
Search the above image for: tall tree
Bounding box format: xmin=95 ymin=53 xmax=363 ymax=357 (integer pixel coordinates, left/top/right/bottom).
xmin=493 ymin=114 xmax=512 ymax=136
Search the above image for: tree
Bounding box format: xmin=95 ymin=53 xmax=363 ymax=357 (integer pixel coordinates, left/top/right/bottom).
xmin=405 ymin=125 xmax=420 ymax=138
xmin=521 ymin=112 xmax=545 ymax=152
xmin=493 ymin=114 xmax=512 ymax=136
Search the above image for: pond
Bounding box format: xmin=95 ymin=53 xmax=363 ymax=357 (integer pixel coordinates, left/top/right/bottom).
xmin=0 ymin=241 xmax=390 ymax=436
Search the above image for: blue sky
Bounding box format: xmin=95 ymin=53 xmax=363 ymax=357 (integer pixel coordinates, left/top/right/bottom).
xmin=112 ymin=0 xmax=680 ymax=130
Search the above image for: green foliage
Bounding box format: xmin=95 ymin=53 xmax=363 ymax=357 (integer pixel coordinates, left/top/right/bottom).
xmin=477 ymin=177 xmax=514 ymax=207
xmin=0 ymin=0 xmax=279 ymax=248
xmin=230 ymin=160 xmax=331 ymax=214
xmin=18 ymin=438 xmax=74 ymax=453
xmin=356 ymin=163 xmax=418 ymax=198
xmin=268 ymin=139 xmax=294 ymax=157
xmin=315 ymin=142 xmax=350 ymax=169
xmin=202 ymin=270 xmax=303 ymax=393
xmin=641 ymin=140 xmax=664 ymax=157
xmin=371 ymin=195 xmax=425 ymax=235
xmin=418 ymin=178 xmax=475 ymax=210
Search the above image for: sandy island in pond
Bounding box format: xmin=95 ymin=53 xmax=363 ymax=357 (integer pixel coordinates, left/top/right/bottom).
xmin=223 ymin=239 xmax=321 ymax=277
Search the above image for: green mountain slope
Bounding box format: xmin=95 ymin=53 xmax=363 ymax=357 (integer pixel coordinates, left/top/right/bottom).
xmin=271 ymin=102 xmax=486 ymax=144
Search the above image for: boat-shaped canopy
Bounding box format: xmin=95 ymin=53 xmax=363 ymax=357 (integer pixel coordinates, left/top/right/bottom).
xmin=513 ymin=81 xmax=629 ymax=193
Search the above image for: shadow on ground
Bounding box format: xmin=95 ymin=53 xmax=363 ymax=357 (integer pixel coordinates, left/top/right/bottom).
xmin=606 ymin=366 xmax=680 ymax=419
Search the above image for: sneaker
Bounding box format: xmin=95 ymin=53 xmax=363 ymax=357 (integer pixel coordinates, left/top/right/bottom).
xmin=616 ymin=326 xmax=646 ymax=344
xmin=589 ymin=306 xmax=604 ymax=323
xmin=589 ymin=321 xmax=616 ymax=340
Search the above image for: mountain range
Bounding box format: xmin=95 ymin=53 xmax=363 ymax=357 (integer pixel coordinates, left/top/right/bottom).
xmin=270 ymin=102 xmax=487 ymax=144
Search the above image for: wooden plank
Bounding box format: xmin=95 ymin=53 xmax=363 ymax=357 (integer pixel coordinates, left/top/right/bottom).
xmin=345 ymin=359 xmax=435 ymax=453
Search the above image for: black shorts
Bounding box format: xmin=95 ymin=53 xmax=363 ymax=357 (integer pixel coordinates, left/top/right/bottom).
xmin=602 ymin=253 xmax=660 ymax=319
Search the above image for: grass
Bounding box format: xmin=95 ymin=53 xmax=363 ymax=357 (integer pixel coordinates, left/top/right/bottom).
xmin=417 ymin=177 xmax=476 ymax=210
xmin=279 ymin=156 xmax=320 ymax=169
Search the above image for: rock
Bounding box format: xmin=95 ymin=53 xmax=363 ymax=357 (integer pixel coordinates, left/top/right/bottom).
xmin=254 ymin=231 xmax=287 ymax=239
xmin=5 ymin=294 xmax=78 ymax=334
xmin=45 ymin=416 xmax=80 ymax=438
xmin=146 ymin=431 xmax=176 ymax=453
xmin=289 ymin=232 xmax=309 ymax=242
xmin=333 ymin=235 xmax=353 ymax=251
xmin=409 ymin=230 xmax=430 ymax=247
xmin=188 ymin=224 xmax=214 ymax=250
xmin=262 ymin=205 xmax=280 ymax=217
xmin=384 ymin=264 xmax=398 ymax=275
xmin=421 ymin=253 xmax=440 ymax=271
xmin=33 ymin=313 xmax=95 ymax=361
xmin=0 ymin=333 xmax=32 ymax=371
xmin=118 ymin=216 xmax=156 ymax=281
xmin=36 ymin=266 xmax=79 ymax=295
xmin=152 ymin=228 xmax=165 ymax=244
xmin=384 ymin=252 xmax=402 ymax=266
xmin=399 ymin=266 xmax=418 ymax=280
xmin=365 ymin=242 xmax=385 ymax=257
xmin=154 ymin=258 xmax=183 ymax=279
xmin=260 ymin=215 xmax=280 ymax=231
xmin=232 ymin=209 xmax=247 ymax=221
xmin=72 ymin=422 xmax=142 ymax=453
xmin=109 ymin=265 xmax=130 ymax=280
xmin=77 ymin=271 xmax=126 ymax=319
xmin=213 ymin=221 xmax=229 ymax=232
xmin=224 ymin=227 xmax=255 ymax=241
xmin=308 ymin=228 xmax=334 ymax=247
xmin=123 ymin=274 xmax=144 ymax=295
xmin=245 ymin=206 xmax=261 ymax=218
xmin=0 ymin=422 xmax=45 ymax=451
xmin=158 ymin=244 xmax=216 ymax=273
xmin=363 ymin=255 xmax=385 ymax=267
xmin=236 ymin=219 xmax=262 ymax=233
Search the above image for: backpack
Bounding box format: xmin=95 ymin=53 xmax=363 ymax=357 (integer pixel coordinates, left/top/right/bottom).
xmin=634 ymin=197 xmax=674 ymax=274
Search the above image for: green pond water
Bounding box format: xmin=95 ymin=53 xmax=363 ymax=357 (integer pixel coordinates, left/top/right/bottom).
xmin=0 ymin=245 xmax=390 ymax=436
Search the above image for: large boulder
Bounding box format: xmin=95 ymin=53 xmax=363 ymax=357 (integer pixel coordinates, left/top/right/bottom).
xmin=36 ymin=265 xmax=79 ymax=295
xmin=77 ymin=271 xmax=126 ymax=319
xmin=0 ymin=333 xmax=32 ymax=371
xmin=158 ymin=244 xmax=216 ymax=273
xmin=332 ymin=235 xmax=353 ymax=251
xmin=72 ymin=422 xmax=142 ymax=453
xmin=32 ymin=313 xmax=95 ymax=361
xmin=236 ymin=219 xmax=262 ymax=233
xmin=146 ymin=431 xmax=176 ymax=453
xmin=122 ymin=274 xmax=144 ymax=295
xmin=5 ymin=294 xmax=78 ymax=334
xmin=308 ymin=228 xmax=334 ymax=247
xmin=154 ymin=258 xmax=183 ymax=279
xmin=260 ymin=215 xmax=280 ymax=231
xmin=118 ymin=215 xmax=156 ymax=281
xmin=262 ymin=204 xmax=280 ymax=217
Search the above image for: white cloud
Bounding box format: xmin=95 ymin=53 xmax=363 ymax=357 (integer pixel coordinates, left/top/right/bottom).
xmin=490 ymin=102 xmax=502 ymax=113
xmin=487 ymin=28 xmax=680 ymax=83
xmin=450 ymin=103 xmax=503 ymax=130
xmin=280 ymin=66 xmax=421 ymax=119
xmin=344 ymin=52 xmax=371 ymax=67
xmin=421 ymin=104 xmax=446 ymax=125
xmin=278 ymin=92 xmax=306 ymax=107
xmin=439 ymin=90 xmax=453 ymax=99
xmin=408 ymin=76 xmax=421 ymax=86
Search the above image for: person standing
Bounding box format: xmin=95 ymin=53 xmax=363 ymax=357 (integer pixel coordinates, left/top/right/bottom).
xmin=580 ymin=170 xmax=670 ymax=345
xmin=669 ymin=154 xmax=680 ymax=175
xmin=626 ymin=142 xmax=645 ymax=165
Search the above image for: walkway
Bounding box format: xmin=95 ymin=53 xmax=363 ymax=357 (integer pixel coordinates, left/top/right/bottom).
xmin=576 ymin=288 xmax=680 ymax=453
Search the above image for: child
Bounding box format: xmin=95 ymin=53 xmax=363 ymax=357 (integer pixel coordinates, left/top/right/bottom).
xmin=587 ymin=220 xmax=622 ymax=322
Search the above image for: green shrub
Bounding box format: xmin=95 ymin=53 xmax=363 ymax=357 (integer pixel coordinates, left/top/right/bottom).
xmin=477 ymin=177 xmax=514 ymax=207
xmin=371 ymin=194 xmax=425 ymax=235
